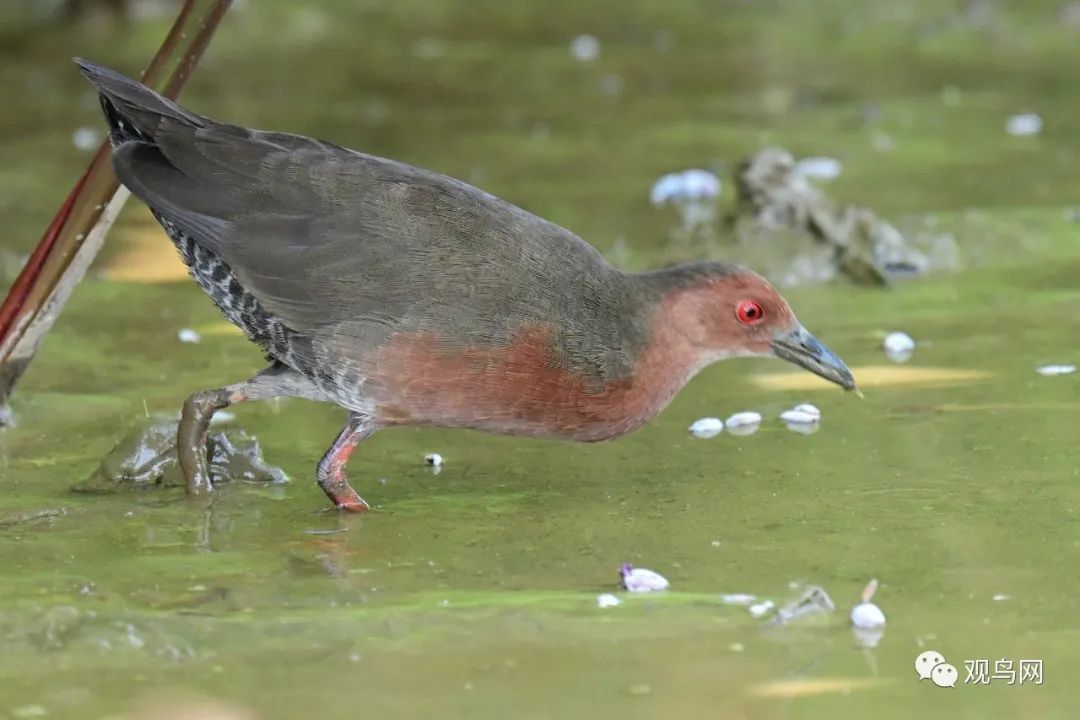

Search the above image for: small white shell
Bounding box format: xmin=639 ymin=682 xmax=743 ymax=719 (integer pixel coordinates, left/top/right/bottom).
xmin=784 ymin=421 xmax=820 ymax=436
xmin=424 ymin=453 xmax=443 ymax=467
xmin=850 ymin=601 xmax=886 ymax=629
xmin=1037 ymin=364 xmax=1076 ymax=376
xmin=621 ymin=567 xmax=670 ymax=593
xmin=792 ymin=403 xmax=821 ymax=419
xmin=719 ymin=593 xmax=757 ymax=606
xmin=779 ymin=409 xmax=819 ymax=424
xmin=1006 ymin=113 xmax=1042 ymax=137
xmin=853 ymin=626 xmax=886 ymax=648
xmin=749 ymin=600 xmax=775 ymax=618
xmin=71 ymin=126 xmax=101 ymax=152
xmin=650 ymin=169 xmax=722 ymax=205
xmin=725 ymin=411 xmax=762 ymax=428
xmin=177 ymin=328 xmax=202 ymax=344
xmin=883 ymin=331 xmax=915 ymax=354
xmin=689 ymin=417 xmax=724 ymax=439
xmin=596 ymin=593 xmax=621 ymax=608
xmin=793 ymin=156 xmax=843 ymax=181
xmin=569 ymin=34 xmax=601 ymax=62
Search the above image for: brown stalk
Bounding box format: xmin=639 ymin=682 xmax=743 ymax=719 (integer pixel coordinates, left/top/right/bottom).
xmin=0 ymin=0 xmax=233 ymax=425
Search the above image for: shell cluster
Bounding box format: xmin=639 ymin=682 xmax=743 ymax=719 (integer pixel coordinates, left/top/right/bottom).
xmin=689 ymin=404 xmax=822 ymax=439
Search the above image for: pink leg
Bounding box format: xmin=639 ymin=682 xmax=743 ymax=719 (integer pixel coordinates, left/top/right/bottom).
xmin=317 ymin=413 xmax=376 ymax=512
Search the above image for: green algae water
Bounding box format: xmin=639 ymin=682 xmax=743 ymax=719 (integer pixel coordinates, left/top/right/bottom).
xmin=2 ymin=1 xmax=1080 ymax=718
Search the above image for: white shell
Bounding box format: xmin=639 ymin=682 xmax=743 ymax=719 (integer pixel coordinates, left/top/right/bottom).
xmin=1006 ymin=113 xmax=1042 ymax=137
xmin=883 ymin=331 xmax=915 ymax=354
xmin=177 ymin=328 xmax=202 ymax=344
xmin=621 ymin=567 xmax=670 ymax=593
xmin=569 ymin=34 xmax=600 ymax=62
xmin=779 ymin=409 xmax=819 ymax=424
xmin=424 ymin=453 xmax=443 ymax=467
xmin=784 ymin=421 xmax=820 ymax=436
xmin=725 ymin=411 xmax=762 ymax=428
xmin=749 ymin=600 xmax=775 ymax=618
xmin=853 ymin=626 xmax=886 ymax=648
xmin=71 ymin=126 xmax=101 ymax=152
xmin=719 ymin=593 xmax=757 ymax=606
xmin=650 ymin=169 xmax=722 ymax=205
xmin=793 ymin=156 xmax=843 ymax=181
xmin=850 ymin=601 xmax=886 ymax=629
xmin=689 ymin=417 xmax=723 ymax=438
xmin=792 ymin=403 xmax=821 ymax=419
xmin=1037 ymin=364 xmax=1076 ymax=376
xmin=596 ymin=593 xmax=621 ymax=608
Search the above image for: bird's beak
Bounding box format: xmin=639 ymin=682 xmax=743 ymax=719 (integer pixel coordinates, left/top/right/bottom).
xmin=772 ymin=325 xmax=857 ymax=391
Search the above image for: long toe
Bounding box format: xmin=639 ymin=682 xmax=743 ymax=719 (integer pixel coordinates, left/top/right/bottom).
xmin=324 ymin=483 xmax=369 ymax=512
xmin=336 ymin=498 xmax=371 ymax=513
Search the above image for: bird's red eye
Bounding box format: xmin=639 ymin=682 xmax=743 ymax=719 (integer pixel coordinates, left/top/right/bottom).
xmin=736 ymin=300 xmax=765 ymax=325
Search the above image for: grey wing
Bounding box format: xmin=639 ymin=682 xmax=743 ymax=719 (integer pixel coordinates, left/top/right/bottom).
xmin=111 ymin=121 xmax=393 ymax=332
xmin=79 ymin=59 xmax=617 ymax=357
xmin=113 ymin=121 xmax=613 ymax=341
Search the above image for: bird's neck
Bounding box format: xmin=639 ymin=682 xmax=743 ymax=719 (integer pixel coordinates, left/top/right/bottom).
xmin=582 ymin=265 xmax=739 ymax=434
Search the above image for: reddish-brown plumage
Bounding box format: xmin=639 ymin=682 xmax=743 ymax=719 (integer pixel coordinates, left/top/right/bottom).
xmin=372 ymin=324 xmax=683 ymax=441
xmin=370 ymin=273 xmax=798 ymax=441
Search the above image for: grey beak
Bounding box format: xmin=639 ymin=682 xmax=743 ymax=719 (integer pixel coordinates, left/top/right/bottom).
xmin=772 ymin=326 xmax=857 ymax=390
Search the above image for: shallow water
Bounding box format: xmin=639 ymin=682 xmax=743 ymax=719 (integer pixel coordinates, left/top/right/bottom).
xmin=2 ymin=1 xmax=1080 ymax=718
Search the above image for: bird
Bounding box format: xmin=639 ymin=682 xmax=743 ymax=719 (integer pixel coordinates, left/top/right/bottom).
xmin=76 ymin=59 xmax=856 ymax=512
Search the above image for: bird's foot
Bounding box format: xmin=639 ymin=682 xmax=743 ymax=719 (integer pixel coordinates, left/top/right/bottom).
xmin=178 ymin=387 xmax=235 ymax=496
xmin=317 ymin=414 xmax=376 ymax=512
xmin=325 ymin=484 xmax=370 ymax=512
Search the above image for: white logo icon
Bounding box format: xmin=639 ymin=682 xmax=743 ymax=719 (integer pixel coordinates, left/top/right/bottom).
xmin=915 ymin=650 xmax=946 ymax=680
xmin=932 ymin=663 xmax=958 ymax=688
xmin=915 ymin=650 xmax=956 ymax=688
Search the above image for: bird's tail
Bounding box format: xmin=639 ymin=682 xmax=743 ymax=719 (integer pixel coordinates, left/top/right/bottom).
xmin=73 ymin=58 xmax=205 ymax=144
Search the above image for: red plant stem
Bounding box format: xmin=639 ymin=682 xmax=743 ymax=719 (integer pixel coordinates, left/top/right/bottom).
xmin=140 ymin=0 xmax=195 ymax=83
xmin=163 ymin=0 xmax=231 ymax=96
xmin=0 ymin=169 xmax=90 ymax=341
xmin=0 ymin=0 xmax=232 ymax=412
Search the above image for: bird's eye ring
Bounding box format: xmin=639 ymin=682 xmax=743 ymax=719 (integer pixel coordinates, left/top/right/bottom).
xmin=736 ymin=300 xmax=765 ymax=325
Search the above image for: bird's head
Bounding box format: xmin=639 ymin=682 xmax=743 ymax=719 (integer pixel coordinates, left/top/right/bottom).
xmin=660 ymin=264 xmax=856 ymax=391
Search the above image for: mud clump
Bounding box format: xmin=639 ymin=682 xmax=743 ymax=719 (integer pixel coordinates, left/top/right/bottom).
xmin=76 ymin=419 xmax=288 ymax=493
xmin=731 ymin=147 xmax=926 ymax=285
